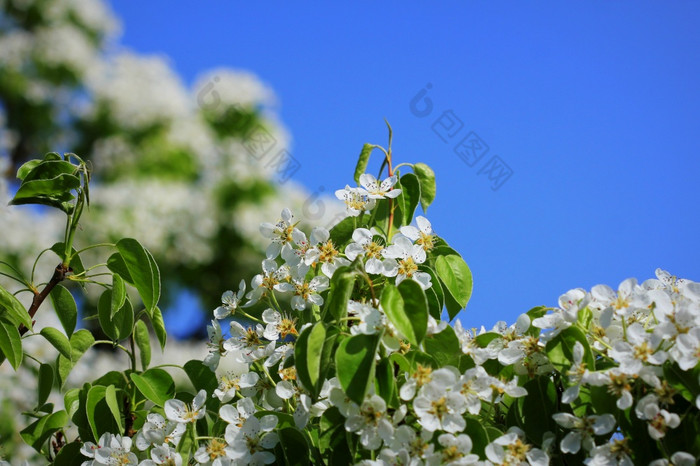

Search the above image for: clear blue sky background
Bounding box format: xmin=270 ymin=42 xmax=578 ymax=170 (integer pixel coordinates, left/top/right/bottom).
xmin=108 ymin=1 xmax=700 ymax=330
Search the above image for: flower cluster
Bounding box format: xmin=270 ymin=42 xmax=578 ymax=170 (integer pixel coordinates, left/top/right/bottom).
xmin=5 ymin=135 xmax=699 ymax=465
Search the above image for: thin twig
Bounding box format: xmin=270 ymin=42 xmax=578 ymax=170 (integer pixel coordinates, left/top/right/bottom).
xmin=19 ymin=262 xmax=70 ymax=336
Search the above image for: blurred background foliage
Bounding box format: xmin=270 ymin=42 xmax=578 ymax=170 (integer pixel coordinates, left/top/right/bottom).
xmin=0 ymin=0 xmax=341 ymax=339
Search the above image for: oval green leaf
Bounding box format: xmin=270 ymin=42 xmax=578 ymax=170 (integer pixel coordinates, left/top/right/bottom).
xmin=380 ymin=280 xmax=429 ymax=347
xmin=413 ymin=162 xmax=436 ymax=212
xmin=38 ymin=363 xmax=54 ymax=407
xmin=0 ymin=319 xmax=23 ymax=369
xmin=0 ymin=284 xmax=32 ymax=329
xmin=134 ymin=320 xmax=151 ymax=371
xmin=50 ymin=284 xmax=77 ymax=337
xmin=335 ymin=333 xmax=380 ymax=405
xmin=130 ymin=369 xmax=175 ymax=407
xmin=435 ymin=253 xmax=473 ymax=319
xmin=40 ymin=327 xmax=72 ymax=360
xmin=295 ymin=322 xmax=326 ymax=397
xmin=353 ymin=143 xmax=375 ymax=185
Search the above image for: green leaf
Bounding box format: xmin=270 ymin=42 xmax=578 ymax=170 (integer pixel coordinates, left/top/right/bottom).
xmin=0 ymin=283 xmax=32 ymax=329
xmin=50 ymin=284 xmax=77 ymax=338
xmin=98 ymin=290 xmax=134 ymax=341
xmin=525 ymin=306 xmax=548 ymax=337
xmin=106 ymin=252 xmax=133 ymax=283
xmin=145 ymin=249 xmax=161 ymax=318
xmin=435 ymin=253 xmax=473 ymax=319
xmin=40 ymin=327 xmax=72 ymax=360
xmin=111 ymin=274 xmax=127 ymax=319
xmin=322 ymin=266 xmax=357 ymax=322
xmin=11 ymin=173 xmax=80 ymax=212
xmin=295 ymin=322 xmax=327 ymax=399
xmin=86 ymin=385 xmax=107 ymax=440
xmin=277 ymin=426 xmax=311 ymax=466
xmin=183 ymin=360 xmax=219 ymax=394
xmin=20 ymin=158 xmax=76 ymax=183
xmin=53 ymin=441 xmax=83 ymax=465
xmin=50 ymin=242 xmax=86 ymax=277
xmin=16 ymin=159 xmax=42 ymax=180
xmin=516 ymin=376 xmax=559 ymax=444
xmin=545 ymin=326 xmax=595 ymax=373
xmin=64 ymin=388 xmax=81 ymax=419
xmin=57 ymin=330 xmax=95 ymax=387
xmin=134 ymin=320 xmax=151 ymax=370
xmin=375 ymin=358 xmax=398 ymax=408
xmin=335 ymin=333 xmax=380 ymax=405
xmin=397 ymin=173 xmax=421 ymax=225
xmin=328 ymin=216 xmax=358 ymax=251
xmin=0 ymin=319 xmax=23 ymax=369
xmin=20 ymin=410 xmax=68 ymax=452
xmin=38 ymin=363 xmax=54 ymax=407
xmin=390 ymin=352 xmax=410 ymax=373
xmin=419 ymin=266 xmax=444 ymax=320
xmin=113 ymin=239 xmax=160 ymax=315
xmin=423 ymin=325 xmax=461 ymax=366
xmin=150 ymin=307 xmax=167 ymax=350
xmin=380 ymin=280 xmax=428 ymax=347
xmin=406 ymin=350 xmax=439 ymax=370
xmin=464 ymin=415 xmax=490 ymax=458
xmin=664 ymin=362 xmax=700 ymax=404
xmin=413 ymin=163 xmax=436 ymax=212
xmin=354 ymin=143 xmax=374 ymax=185
xmin=105 ymin=385 xmax=124 ymax=433
xmin=130 ymin=369 xmax=175 ymax=407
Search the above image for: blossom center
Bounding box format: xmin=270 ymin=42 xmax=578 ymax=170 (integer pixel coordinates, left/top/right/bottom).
xmin=429 ymin=396 xmax=449 ymax=420
xmin=364 ymin=241 xmax=383 ymax=259
xmin=607 ymin=373 xmax=632 ymax=396
xmin=245 ymin=328 xmax=262 ymax=346
xmin=633 ymin=341 xmax=653 ymax=361
xmin=318 ymin=240 xmax=339 ymax=263
xmin=278 ymin=316 xmax=298 ymax=339
xmin=507 ymin=438 xmax=531 ymax=461
xmin=398 ymin=257 xmax=418 ymax=277
xmin=220 ymin=374 xmax=240 ymax=392
xmin=441 ymin=445 xmax=463 ymax=462
xmin=295 ymin=281 xmax=312 ymax=300
xmin=261 ymin=274 xmax=279 ymax=290
xmin=345 ymin=191 xmax=371 ymax=211
xmin=412 ymin=364 xmax=432 ymax=386
xmin=417 ymin=232 xmax=435 ymax=252
xmin=280 ymin=367 xmax=296 ymax=381
xmin=207 ymin=439 xmax=227 ymax=460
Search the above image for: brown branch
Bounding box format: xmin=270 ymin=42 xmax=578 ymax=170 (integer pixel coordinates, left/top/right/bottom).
xmin=19 ymin=262 xmax=70 ymax=336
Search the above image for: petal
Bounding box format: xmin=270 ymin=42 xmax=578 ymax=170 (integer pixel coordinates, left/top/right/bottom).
xmin=399 ymin=226 xmax=420 ymax=241
xmin=560 ymin=431 xmax=581 ymax=454
xmin=415 ymin=216 xmax=432 ymax=234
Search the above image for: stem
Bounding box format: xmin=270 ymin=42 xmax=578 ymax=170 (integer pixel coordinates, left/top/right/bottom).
xmin=386 ymin=147 xmax=395 ymax=241
xmin=93 ymin=340 xmax=134 ymax=360
xmin=130 ymin=334 xmax=137 ymax=372
xmin=240 ymin=310 xmax=264 ymax=325
xmin=0 ymin=271 xmax=27 ymax=286
xmin=367 ymin=205 xmax=378 ymax=229
xmin=361 ymin=271 xmax=378 ymax=308
xmin=19 ymin=263 xmax=70 ymax=336
xmin=64 ymin=191 xmax=85 ymax=265
xmin=30 ymin=247 xmax=53 ymax=284
xmin=74 ymin=243 xmax=115 ymax=255
xmin=392 ymin=162 xmax=412 ymax=173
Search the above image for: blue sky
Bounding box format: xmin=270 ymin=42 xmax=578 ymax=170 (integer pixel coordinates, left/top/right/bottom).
xmin=108 ymin=2 xmax=700 ymax=329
